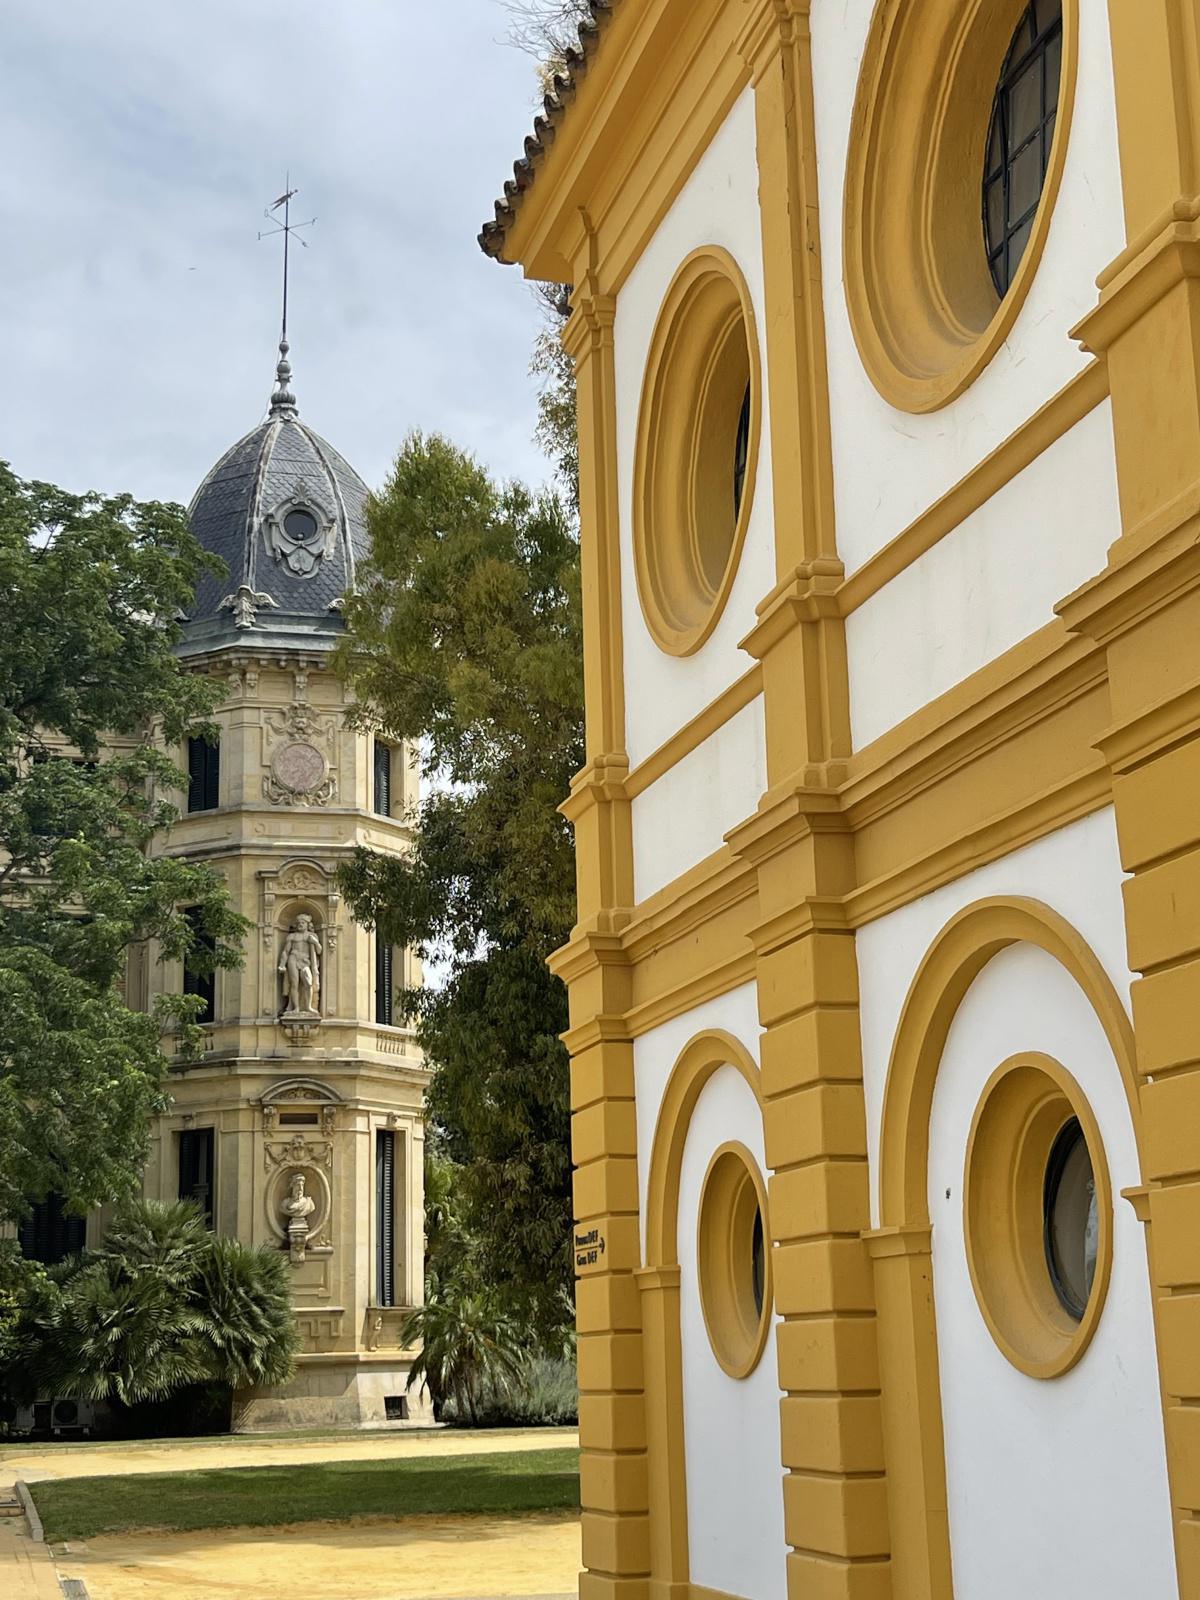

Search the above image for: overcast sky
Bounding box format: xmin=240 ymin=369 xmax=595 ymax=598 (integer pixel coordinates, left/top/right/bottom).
xmin=0 ymin=2 xmax=552 ymax=507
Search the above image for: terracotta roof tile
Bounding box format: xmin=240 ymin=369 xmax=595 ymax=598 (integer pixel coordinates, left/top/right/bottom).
xmin=478 ymin=1 xmax=618 ymax=261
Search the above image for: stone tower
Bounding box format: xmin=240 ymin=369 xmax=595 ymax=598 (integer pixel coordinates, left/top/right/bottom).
xmin=134 ymin=338 xmax=430 ymax=1430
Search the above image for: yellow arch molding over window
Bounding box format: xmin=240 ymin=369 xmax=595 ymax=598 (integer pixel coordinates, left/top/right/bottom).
xmin=868 ymin=896 xmax=1150 ymax=1600
xmin=843 ymin=0 xmax=1079 ymax=413
xmin=633 ymin=247 xmax=762 ymax=656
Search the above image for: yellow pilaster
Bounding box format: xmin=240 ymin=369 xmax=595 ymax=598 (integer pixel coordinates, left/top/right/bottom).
xmin=733 ymin=10 xmax=886 ymax=1594
xmin=555 ymin=261 xmax=648 ymax=1600
xmin=1058 ymin=5 xmax=1200 ymax=1592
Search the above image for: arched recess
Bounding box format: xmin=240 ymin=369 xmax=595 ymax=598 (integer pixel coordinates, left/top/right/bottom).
xmin=638 ymin=1029 xmax=764 ymax=1598
xmin=869 ymin=895 xmax=1151 ymax=1600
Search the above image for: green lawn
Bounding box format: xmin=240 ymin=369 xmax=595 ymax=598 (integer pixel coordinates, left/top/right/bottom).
xmin=30 ymin=1447 xmax=581 ymax=1542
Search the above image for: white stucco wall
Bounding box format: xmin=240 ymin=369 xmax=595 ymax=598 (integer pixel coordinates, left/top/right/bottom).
xmin=844 ymin=401 xmax=1120 ymax=748
xmin=614 ymin=89 xmax=774 ymax=769
xmin=809 ymin=0 xmax=1126 ymax=575
xmin=856 ymin=808 xmax=1131 ymax=1222
xmin=677 ymin=1063 xmax=788 ymax=1600
xmin=631 ymin=696 xmax=766 ymax=902
xmin=928 ymin=945 xmax=1175 ymax=1598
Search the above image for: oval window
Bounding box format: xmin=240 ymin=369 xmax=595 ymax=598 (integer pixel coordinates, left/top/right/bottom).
xmin=697 ymin=1142 xmax=772 ymax=1379
xmin=964 ymin=1054 xmax=1111 ymax=1379
xmin=633 ymin=248 xmax=761 ymax=656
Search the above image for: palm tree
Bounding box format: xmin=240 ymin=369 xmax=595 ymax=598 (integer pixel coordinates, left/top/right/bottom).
xmin=20 ymin=1200 xmax=297 ymax=1407
xmin=194 ymin=1234 xmax=298 ymax=1389
xmin=401 ymin=1283 xmax=527 ymax=1424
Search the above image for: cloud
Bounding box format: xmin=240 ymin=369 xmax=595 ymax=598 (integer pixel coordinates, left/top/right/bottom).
xmin=0 ymin=0 xmax=552 ymax=505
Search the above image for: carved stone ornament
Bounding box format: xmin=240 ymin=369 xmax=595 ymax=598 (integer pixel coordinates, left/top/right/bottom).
xmin=276 ymin=865 xmax=326 ymax=897
xmin=264 ymin=740 xmax=336 ymax=806
xmin=219 ymin=584 xmax=279 ymax=630
xmin=264 ymin=1130 xmax=333 ymax=1174
xmin=264 ymin=484 xmax=337 ymax=579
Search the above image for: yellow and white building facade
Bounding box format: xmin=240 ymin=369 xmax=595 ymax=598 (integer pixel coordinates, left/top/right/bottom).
xmin=484 ymin=1 xmax=1200 ymax=1595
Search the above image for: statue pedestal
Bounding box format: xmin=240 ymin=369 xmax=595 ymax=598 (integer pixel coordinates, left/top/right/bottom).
xmin=280 ymin=1009 xmax=321 ymax=1045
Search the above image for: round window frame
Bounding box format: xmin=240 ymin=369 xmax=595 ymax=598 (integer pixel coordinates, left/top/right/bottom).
xmin=633 ymin=246 xmax=762 ymax=657
xmin=963 ymin=1053 xmax=1112 ymax=1380
xmin=696 ymin=1141 xmax=772 ymax=1380
xmin=843 ymin=0 xmax=1079 ymax=414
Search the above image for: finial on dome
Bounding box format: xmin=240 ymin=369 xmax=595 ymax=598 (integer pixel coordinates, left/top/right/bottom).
xmin=258 ymin=176 xmax=315 ymax=420
xmin=270 ymin=337 xmax=298 ymax=416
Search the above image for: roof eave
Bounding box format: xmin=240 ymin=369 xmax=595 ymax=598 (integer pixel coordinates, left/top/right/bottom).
xmin=478 ymin=0 xmax=618 ymax=276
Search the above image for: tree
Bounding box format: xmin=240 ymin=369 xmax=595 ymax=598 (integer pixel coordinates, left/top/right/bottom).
xmin=500 ymin=0 xmax=596 ymax=73
xmin=336 ymin=434 xmax=582 ymax=1342
xmin=531 ymin=284 xmax=579 ymax=511
xmin=15 ymin=1199 xmax=297 ymax=1408
xmin=0 ymin=465 xmax=247 ymax=1228
xmin=400 ymin=1284 xmax=528 ymax=1425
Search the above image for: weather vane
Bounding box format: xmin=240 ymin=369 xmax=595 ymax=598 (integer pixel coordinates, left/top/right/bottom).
xmin=258 ymin=176 xmax=316 ymax=348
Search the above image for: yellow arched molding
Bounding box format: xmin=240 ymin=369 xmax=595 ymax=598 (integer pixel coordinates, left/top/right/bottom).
xmin=638 ymin=1029 xmax=765 ymax=1600
xmin=870 ymin=896 xmax=1146 ymax=1600
xmin=879 ymin=896 xmax=1142 ymax=1225
xmin=633 ymin=247 xmax=762 ymax=657
xmin=645 ymin=1029 xmax=764 ymax=1268
xmin=844 ymin=0 xmax=1080 ymax=413
xmin=964 ymin=1052 xmax=1114 ymax=1380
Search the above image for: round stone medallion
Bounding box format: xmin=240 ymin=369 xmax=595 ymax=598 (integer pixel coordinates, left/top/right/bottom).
xmin=271 ymin=740 xmax=328 ymax=795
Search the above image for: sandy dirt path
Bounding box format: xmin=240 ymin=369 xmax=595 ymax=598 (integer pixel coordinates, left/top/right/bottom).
xmin=51 ymin=1510 xmax=580 ymax=1600
xmin=1 ymin=1426 xmax=578 ymax=1485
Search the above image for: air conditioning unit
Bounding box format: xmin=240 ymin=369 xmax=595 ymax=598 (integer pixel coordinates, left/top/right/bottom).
xmin=12 ymin=1398 xmax=95 ymax=1437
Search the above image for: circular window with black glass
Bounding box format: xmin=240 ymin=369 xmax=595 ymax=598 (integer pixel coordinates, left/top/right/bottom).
xmin=284 ymin=506 xmax=320 ymax=543
xmin=634 ymin=247 xmax=761 ymax=657
xmin=964 ymin=1054 xmax=1111 ymax=1379
xmin=697 ymin=1142 xmax=771 ymax=1379
xmin=983 ymin=1 xmax=1064 ymax=297
xmin=844 ymin=0 xmax=1077 ymax=412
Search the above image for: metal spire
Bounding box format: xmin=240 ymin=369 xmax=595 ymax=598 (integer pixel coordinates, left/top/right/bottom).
xmin=258 ymin=177 xmax=315 ymax=416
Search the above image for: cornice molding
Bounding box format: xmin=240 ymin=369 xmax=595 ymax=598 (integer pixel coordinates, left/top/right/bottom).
xmin=1073 ymin=203 xmax=1200 ymax=355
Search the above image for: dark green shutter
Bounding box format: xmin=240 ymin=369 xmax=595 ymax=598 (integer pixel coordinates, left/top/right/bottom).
xmin=376 ymin=1130 xmax=395 ymax=1306
xmin=373 ymin=740 xmax=391 ymax=816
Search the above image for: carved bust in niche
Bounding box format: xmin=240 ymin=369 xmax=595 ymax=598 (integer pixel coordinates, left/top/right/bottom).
xmin=281 ymin=1170 xmax=317 ymax=1264
xmin=279 ymin=914 xmax=321 ymax=1018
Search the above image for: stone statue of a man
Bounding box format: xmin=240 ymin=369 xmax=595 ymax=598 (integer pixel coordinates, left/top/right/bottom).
xmin=281 ymin=1170 xmax=316 ymax=1264
xmin=279 ymin=914 xmax=321 ymax=1017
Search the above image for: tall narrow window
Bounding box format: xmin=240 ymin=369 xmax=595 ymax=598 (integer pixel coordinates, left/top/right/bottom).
xmin=183 ymin=906 xmax=216 ymax=1025
xmin=376 ymin=1129 xmax=396 ymax=1307
xmin=375 ymin=938 xmax=394 ymax=1026
xmin=187 ymin=735 xmax=220 ymax=813
xmin=373 ymin=739 xmax=392 ymax=817
xmin=19 ymin=1193 xmax=86 ymax=1265
xmin=178 ymin=1127 xmax=216 ymax=1229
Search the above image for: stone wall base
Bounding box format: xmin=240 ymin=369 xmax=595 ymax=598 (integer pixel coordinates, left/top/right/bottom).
xmin=233 ymin=1356 xmax=434 ymax=1432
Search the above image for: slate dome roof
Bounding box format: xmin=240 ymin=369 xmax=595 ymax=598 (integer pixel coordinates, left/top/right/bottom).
xmin=181 ymin=341 xmax=369 ymax=657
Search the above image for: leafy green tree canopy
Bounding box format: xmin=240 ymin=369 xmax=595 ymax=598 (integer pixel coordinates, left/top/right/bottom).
xmin=0 ymin=465 xmax=246 ymax=1226
xmin=336 ymin=434 xmax=582 ymax=1341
